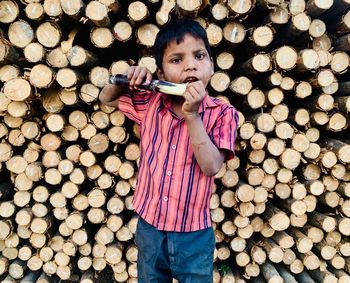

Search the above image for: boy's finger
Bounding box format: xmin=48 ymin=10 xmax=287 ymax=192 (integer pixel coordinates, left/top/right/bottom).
xmin=135 ymin=68 xmax=148 ymax=86
xmin=128 ymin=66 xmax=138 ymax=79
xmin=183 ymin=91 xmax=190 ymax=101
xmin=184 ymin=91 xmax=195 ymax=104
xmin=130 ymin=68 xmax=142 ymax=87
xmin=188 ymin=81 xmax=205 ymax=95
xmin=127 ymin=67 xmax=133 ymax=76
xmin=186 ymin=85 xmax=201 ymax=99
xmin=145 ymin=72 xmax=152 ymax=85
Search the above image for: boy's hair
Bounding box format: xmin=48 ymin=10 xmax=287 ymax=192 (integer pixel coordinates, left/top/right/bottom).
xmin=153 ymin=18 xmax=212 ymax=71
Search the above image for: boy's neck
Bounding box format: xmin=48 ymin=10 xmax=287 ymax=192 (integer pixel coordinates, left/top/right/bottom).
xmin=170 ymin=95 xmax=184 ymax=104
xmin=169 ymin=96 xmax=185 ymax=118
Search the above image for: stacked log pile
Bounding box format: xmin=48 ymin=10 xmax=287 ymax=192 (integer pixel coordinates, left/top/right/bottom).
xmin=0 ymin=0 xmax=350 ymax=282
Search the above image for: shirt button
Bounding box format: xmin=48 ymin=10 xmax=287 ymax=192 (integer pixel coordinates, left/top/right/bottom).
xmin=171 ymin=145 xmax=176 ymax=150
xmin=167 ymin=171 xmax=171 ymax=176
xmin=164 ymin=196 xmax=168 ymax=202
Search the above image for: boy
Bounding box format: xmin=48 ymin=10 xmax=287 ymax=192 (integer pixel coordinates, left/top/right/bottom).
xmin=100 ymin=19 xmax=238 ymax=283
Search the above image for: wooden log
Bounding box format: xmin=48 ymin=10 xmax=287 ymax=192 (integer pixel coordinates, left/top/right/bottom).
xmin=86 ymin=1 xmax=110 ymax=26
xmin=249 ymin=25 xmax=274 ymax=49
xmin=330 ymin=269 xmax=350 ymax=283
xmin=226 ymin=0 xmax=255 ymax=17
xmin=43 ymin=0 xmax=63 ymax=18
xmin=246 ymin=167 xmax=265 ymax=186
xmin=215 ymin=53 xmax=234 ymax=73
xmin=251 ymin=113 xmax=276 ymax=133
xmin=282 ymin=12 xmax=311 ymax=43
xmin=306 ymin=0 xmax=334 ymax=17
xmin=25 ymin=3 xmax=44 ymax=21
xmin=61 ymin=124 xmax=79 ymax=140
xmin=90 ymin=28 xmax=114 ymax=49
xmin=60 ymin=0 xmax=85 ymax=17
xmin=156 ymin=0 xmax=175 ymax=25
xmin=271 ymin=46 xmax=297 ymax=71
xmin=309 ymin=19 xmax=326 ymax=38
xmin=267 ymin=4 xmax=290 ymax=26
xmin=287 ymin=0 xmax=305 ymax=15
xmin=238 ymin=53 xmax=271 ymax=74
xmin=329 ymin=9 xmax=350 ymax=35
xmin=327 ymin=112 xmax=348 ymax=132
xmin=337 ymin=216 xmax=350 ymax=236
xmin=330 ymin=51 xmax=349 ymax=74
xmin=246 ymin=89 xmax=265 ymax=110
xmin=136 ymin=24 xmax=159 ymax=48
xmin=269 ymin=104 xmax=289 ymax=122
xmin=67 ymin=46 xmax=98 ymax=69
xmin=274 ymin=122 xmax=295 ymax=140
xmin=9 ymin=259 xmax=27 ymax=279
xmin=36 ymin=22 xmax=61 ymax=48
xmin=223 ymin=21 xmax=246 ymax=47
xmin=8 ymin=20 xmax=34 ymax=48
xmin=290 ymin=213 xmax=307 ymax=228
xmin=210 ymin=71 xmax=230 ymax=93
xmin=56 ymin=68 xmax=84 ymax=88
xmin=0 ymin=0 xmax=19 ymax=24
xmin=322 ymin=138 xmax=350 ymax=164
xmin=280 ymin=78 xmax=296 ymax=94
xmin=72 ymin=229 xmax=88 ymax=246
xmin=205 ymin=23 xmax=223 ymax=47
xmin=46 ymin=47 xmax=68 ymax=68
xmin=293 ymin=49 xmax=319 ymax=73
xmin=175 ymin=0 xmax=202 ymax=18
xmin=113 ymin=21 xmax=133 ymax=42
xmin=279 ymin=76 xmax=296 ymax=92
xmin=261 ymin=260 xmax=283 ymax=283
xmin=308 ymin=268 xmax=338 ymax=283
xmin=0 ymin=39 xmax=19 ymax=65
xmin=262 ymin=203 xmax=290 ymax=231
xmin=287 ymin=227 xmax=313 ymax=253
xmin=267 ymin=138 xmax=285 ymax=157
xmin=4 ymin=78 xmax=33 ymax=101
xmin=0 ymin=64 xmax=19 ymax=83
xmin=333 ymin=34 xmax=350 ymax=51
xmin=280 ymin=148 xmax=301 ymax=170
xmin=275 ymin=264 xmax=298 ymax=283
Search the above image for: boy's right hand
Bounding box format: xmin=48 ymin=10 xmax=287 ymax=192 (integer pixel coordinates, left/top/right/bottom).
xmin=127 ymin=66 xmax=153 ymax=90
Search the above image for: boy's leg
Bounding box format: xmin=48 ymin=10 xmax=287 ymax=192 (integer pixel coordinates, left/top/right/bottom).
xmin=135 ymin=217 xmax=172 ymax=283
xmin=170 ymin=228 xmax=215 ymax=283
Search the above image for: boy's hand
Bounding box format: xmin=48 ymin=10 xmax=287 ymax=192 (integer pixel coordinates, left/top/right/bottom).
xmin=182 ymin=81 xmax=206 ymax=120
xmin=127 ymin=66 xmax=153 ymax=90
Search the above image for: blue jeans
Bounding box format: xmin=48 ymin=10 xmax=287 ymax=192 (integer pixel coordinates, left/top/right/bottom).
xmin=135 ymin=217 xmax=215 ymax=283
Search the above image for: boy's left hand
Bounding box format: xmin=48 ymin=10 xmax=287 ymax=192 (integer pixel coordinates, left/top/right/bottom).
xmin=182 ymin=81 xmax=206 ymax=119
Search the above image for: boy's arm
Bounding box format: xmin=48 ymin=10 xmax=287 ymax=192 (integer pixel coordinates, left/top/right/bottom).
xmin=183 ymin=81 xmax=227 ymax=176
xmin=185 ymin=114 xmax=226 ymax=176
xmin=99 ymin=84 xmax=126 ymax=108
xmin=99 ymin=67 xmax=153 ymax=108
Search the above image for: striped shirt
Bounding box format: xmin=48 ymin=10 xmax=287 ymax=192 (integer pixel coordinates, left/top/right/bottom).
xmin=118 ymin=91 xmax=238 ymax=232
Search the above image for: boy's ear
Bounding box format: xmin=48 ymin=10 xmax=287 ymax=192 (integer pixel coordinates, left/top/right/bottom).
xmin=157 ymin=69 xmax=165 ymax=80
xmin=210 ymin=58 xmax=214 ymax=75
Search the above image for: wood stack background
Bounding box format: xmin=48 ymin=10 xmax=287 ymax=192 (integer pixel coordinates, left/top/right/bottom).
xmin=0 ymin=0 xmax=350 ymax=282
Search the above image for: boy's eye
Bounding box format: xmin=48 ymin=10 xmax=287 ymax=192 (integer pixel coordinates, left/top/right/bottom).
xmin=196 ymin=53 xmax=206 ymax=60
xmin=170 ymin=58 xmax=181 ymax=63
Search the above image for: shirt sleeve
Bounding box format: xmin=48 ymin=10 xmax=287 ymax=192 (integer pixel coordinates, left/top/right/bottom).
xmin=118 ymin=90 xmax=153 ymax=124
xmin=211 ymin=105 xmax=239 ymax=160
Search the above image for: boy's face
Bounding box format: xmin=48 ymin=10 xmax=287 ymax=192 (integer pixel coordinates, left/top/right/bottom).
xmin=157 ymin=34 xmax=214 ymax=88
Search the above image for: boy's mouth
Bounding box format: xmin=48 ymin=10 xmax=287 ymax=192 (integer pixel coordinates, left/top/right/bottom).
xmin=183 ymin=77 xmax=198 ymax=83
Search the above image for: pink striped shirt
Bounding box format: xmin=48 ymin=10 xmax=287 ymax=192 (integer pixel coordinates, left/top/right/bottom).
xmin=118 ymin=91 xmax=238 ymax=232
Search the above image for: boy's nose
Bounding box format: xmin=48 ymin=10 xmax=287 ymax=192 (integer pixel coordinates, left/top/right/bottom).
xmin=185 ymin=61 xmax=197 ymax=71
